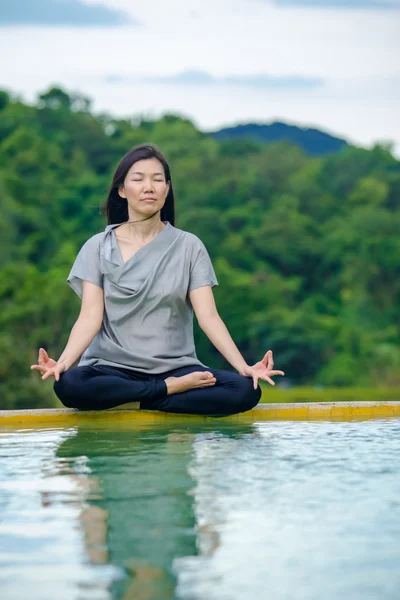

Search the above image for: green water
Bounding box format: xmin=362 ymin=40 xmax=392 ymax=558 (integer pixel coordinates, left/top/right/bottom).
xmin=1 ymin=420 xmax=400 ymax=599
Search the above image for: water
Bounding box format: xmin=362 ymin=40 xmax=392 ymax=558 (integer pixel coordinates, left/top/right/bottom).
xmin=0 ymin=419 xmax=400 ymax=600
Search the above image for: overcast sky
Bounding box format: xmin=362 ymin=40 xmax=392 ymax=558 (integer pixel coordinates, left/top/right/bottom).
xmin=1 ymin=0 xmax=399 ymax=154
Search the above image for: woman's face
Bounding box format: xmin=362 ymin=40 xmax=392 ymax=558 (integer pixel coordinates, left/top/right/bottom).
xmin=118 ymin=157 xmax=170 ymax=219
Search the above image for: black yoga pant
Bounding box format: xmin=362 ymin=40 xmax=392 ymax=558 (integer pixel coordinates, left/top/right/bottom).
xmin=53 ymin=363 xmax=262 ymax=416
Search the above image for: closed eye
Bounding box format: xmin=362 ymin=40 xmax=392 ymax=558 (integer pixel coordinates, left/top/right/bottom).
xmin=132 ymin=178 xmax=164 ymax=182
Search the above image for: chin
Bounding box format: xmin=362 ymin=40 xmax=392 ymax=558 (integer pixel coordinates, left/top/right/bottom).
xmin=142 ymin=207 xmax=160 ymax=217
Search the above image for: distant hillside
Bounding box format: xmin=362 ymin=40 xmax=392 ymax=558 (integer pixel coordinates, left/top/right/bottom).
xmin=208 ymin=121 xmax=348 ymax=156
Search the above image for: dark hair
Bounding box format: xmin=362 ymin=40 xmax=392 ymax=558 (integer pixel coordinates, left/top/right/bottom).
xmin=102 ymin=143 xmax=175 ymax=226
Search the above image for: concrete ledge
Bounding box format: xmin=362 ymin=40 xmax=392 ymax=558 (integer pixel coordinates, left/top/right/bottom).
xmin=1 ymin=401 xmax=400 ymax=428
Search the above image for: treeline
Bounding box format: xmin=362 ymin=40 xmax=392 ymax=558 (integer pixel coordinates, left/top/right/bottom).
xmin=1 ymin=87 xmax=399 ymax=409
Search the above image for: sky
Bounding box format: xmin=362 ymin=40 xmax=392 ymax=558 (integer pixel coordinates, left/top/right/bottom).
xmin=0 ymin=0 xmax=399 ymax=154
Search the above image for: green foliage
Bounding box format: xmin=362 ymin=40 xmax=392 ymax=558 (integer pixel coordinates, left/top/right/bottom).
xmin=260 ymin=386 xmax=400 ymax=404
xmin=1 ymin=86 xmax=399 ymax=409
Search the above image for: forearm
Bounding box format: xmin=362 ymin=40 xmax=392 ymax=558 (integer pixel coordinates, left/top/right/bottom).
xmin=199 ymin=315 xmax=248 ymax=375
xmin=57 ymin=316 xmax=102 ymax=370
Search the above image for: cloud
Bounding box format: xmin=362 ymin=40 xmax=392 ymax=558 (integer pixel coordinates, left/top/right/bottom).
xmin=0 ymin=0 xmax=135 ymax=27
xmin=272 ymin=0 xmax=400 ymax=8
xmin=104 ymin=70 xmax=324 ymax=90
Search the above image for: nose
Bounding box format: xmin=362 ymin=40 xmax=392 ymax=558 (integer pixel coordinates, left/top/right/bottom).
xmin=143 ymin=178 xmax=155 ymax=192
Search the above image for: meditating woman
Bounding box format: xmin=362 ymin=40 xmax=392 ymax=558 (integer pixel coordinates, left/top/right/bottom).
xmin=30 ymin=144 xmax=284 ymax=415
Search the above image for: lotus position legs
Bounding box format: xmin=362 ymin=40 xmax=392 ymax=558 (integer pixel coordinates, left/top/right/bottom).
xmin=53 ymin=364 xmax=262 ymax=416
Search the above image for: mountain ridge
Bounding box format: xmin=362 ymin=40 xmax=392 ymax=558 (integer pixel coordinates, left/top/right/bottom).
xmin=208 ymin=121 xmax=348 ymax=156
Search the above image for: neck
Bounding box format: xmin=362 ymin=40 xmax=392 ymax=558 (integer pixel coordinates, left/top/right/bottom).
xmin=124 ymin=212 xmax=165 ymax=241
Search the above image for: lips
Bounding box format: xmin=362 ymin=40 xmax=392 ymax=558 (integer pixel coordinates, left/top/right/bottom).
xmin=141 ymin=197 xmax=156 ymax=201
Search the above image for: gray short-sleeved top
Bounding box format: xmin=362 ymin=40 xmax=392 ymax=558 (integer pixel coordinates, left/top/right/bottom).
xmin=67 ymin=221 xmax=219 ymax=374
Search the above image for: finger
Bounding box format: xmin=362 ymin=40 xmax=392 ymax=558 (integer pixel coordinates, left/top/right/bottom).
xmin=54 ymin=368 xmax=63 ymax=382
xmin=267 ymin=351 xmax=274 ymax=370
xmin=253 ymin=377 xmax=258 ymax=390
xmin=262 ymin=376 xmax=275 ymax=386
xmin=261 ymin=350 xmax=272 ymax=366
xmin=266 ymin=370 xmax=285 ymax=376
xmin=31 ymin=365 xmax=46 ymax=373
xmin=40 ymin=348 xmax=50 ymax=364
xmin=42 ymin=370 xmax=55 ymax=381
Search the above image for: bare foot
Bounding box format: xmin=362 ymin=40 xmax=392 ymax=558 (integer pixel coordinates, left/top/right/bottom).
xmin=165 ymin=371 xmax=216 ymax=395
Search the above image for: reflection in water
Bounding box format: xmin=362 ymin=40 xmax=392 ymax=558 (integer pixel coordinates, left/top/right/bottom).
xmin=3 ymin=420 xmax=398 ymax=600
xmin=0 ymin=428 xmax=123 ymax=600
xmin=0 ymin=423 xmax=255 ymax=600
xmin=56 ymin=426 xmax=197 ymax=599
xmin=174 ymin=420 xmax=400 ymax=600
xmin=55 ymin=423 xmax=256 ymax=599
xmin=174 ymin=427 xmax=265 ymax=595
xmin=40 ymin=455 xmax=109 ymax=565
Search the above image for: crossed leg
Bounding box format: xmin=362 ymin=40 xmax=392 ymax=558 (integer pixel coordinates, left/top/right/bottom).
xmin=53 ymin=364 xmax=261 ymax=416
xmin=53 ymin=365 xmax=166 ymax=411
xmin=147 ymin=365 xmax=262 ymax=416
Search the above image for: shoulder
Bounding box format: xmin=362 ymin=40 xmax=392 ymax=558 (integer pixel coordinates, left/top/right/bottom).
xmin=78 ymin=231 xmax=104 ymax=255
xmin=173 ymin=227 xmax=206 ymax=251
xmin=84 ymin=231 xmax=104 ymax=246
xmin=172 ymin=228 xmax=214 ymax=270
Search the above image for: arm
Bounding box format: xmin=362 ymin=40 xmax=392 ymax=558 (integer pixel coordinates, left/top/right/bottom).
xmin=187 ymin=236 xmax=283 ymax=385
xmin=57 ymin=281 xmax=104 ymax=370
xmin=189 ymin=286 xmax=248 ymax=375
xmin=31 ymin=281 xmax=105 ymax=380
xmin=189 ymin=286 xmax=285 ymax=389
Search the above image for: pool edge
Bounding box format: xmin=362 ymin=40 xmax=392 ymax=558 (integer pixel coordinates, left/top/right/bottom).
xmin=1 ymin=401 xmax=400 ymax=427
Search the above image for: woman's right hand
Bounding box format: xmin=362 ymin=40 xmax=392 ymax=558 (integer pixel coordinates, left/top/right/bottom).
xmin=30 ymin=348 xmax=67 ymax=382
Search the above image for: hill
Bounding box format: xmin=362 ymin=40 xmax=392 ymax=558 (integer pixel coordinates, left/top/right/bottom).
xmin=208 ymin=121 xmax=348 ymax=156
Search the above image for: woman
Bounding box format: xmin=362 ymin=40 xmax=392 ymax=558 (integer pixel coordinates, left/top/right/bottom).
xmin=30 ymin=144 xmax=284 ymax=416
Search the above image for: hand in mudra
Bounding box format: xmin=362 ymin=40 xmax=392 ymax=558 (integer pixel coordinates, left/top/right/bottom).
xmin=30 ymin=348 xmax=66 ymax=382
xmin=241 ymin=350 xmax=285 ymax=390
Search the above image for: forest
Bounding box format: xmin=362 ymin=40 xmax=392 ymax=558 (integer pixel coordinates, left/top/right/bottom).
xmin=1 ymin=86 xmax=399 ymax=409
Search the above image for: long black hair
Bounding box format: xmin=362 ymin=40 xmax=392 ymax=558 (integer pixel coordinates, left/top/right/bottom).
xmin=102 ymin=143 xmax=175 ymax=226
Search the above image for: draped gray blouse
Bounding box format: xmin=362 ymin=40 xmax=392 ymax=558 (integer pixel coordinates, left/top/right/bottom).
xmin=67 ymin=221 xmax=219 ymax=374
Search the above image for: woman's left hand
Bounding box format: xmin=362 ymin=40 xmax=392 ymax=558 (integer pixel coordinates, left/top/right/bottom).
xmin=241 ymin=350 xmax=285 ymax=389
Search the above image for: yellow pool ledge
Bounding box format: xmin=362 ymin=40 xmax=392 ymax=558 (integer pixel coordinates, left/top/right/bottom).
xmin=1 ymin=401 xmax=400 ymax=428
